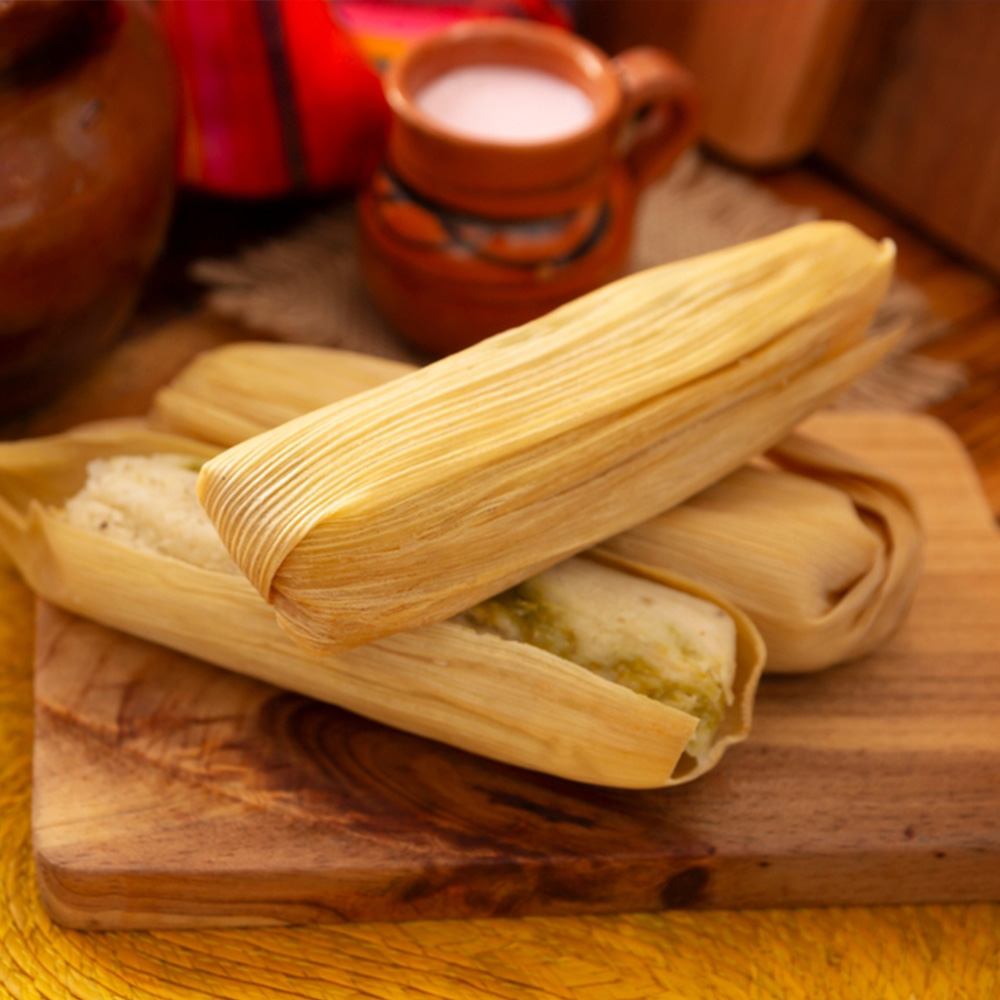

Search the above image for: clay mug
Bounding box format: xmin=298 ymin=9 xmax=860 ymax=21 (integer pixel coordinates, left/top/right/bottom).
xmin=357 ymin=18 xmax=698 ymax=355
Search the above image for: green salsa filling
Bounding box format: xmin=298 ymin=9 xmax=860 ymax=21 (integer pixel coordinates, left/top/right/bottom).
xmin=459 ymin=581 xmax=728 ymax=759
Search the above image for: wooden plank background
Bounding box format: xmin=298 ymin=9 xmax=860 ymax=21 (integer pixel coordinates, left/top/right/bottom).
xmin=580 ymin=0 xmax=1000 ymax=276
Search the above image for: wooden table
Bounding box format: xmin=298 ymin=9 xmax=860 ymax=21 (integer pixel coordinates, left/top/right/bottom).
xmin=2 ymin=165 xmax=999 ymax=998
xmin=762 ymin=167 xmax=1000 ymax=518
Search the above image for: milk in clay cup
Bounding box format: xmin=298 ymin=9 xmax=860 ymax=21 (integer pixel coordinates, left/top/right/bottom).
xmin=357 ymin=18 xmax=699 ymax=355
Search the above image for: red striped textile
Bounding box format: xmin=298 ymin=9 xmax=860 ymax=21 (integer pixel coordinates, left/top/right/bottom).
xmin=157 ymin=0 xmax=391 ymax=197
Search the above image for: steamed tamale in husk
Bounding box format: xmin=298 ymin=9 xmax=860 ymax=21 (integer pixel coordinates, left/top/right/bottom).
xmin=600 ymin=434 xmax=924 ymax=673
xmin=193 ymin=222 xmax=899 ymax=654
xmin=152 ymin=344 xmax=419 ymax=448
xmin=0 ymin=422 xmax=764 ymax=788
xmin=153 ymin=345 xmax=923 ymax=675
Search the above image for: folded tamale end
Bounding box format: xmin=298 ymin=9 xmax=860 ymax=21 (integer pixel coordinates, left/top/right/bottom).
xmin=599 ymin=432 xmax=924 ymax=674
xmin=759 ymin=432 xmax=925 ymax=672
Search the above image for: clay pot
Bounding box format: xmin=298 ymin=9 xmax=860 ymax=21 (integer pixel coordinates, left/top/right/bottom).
xmin=357 ymin=18 xmax=698 ymax=355
xmin=0 ymin=0 xmax=178 ymax=417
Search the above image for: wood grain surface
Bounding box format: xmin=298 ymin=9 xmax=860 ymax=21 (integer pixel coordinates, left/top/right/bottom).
xmin=578 ymin=0 xmax=865 ymax=167
xmin=818 ymin=0 xmax=1000 ymax=278
xmin=31 ymin=411 xmax=1000 ymax=930
xmin=759 ymin=167 xmax=1000 ymax=519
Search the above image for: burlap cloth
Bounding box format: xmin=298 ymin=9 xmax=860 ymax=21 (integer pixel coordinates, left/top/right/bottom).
xmin=192 ymin=152 xmax=964 ymax=411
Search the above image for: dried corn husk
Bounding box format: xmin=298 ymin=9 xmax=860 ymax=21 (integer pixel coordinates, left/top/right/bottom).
xmin=153 ymin=340 xmax=924 ymax=673
xmin=599 ymin=434 xmax=924 ymax=672
xmin=0 ymin=421 xmax=764 ymax=788
xmin=153 ymin=345 xmax=416 ymax=447
xmin=195 ymin=222 xmax=898 ymax=654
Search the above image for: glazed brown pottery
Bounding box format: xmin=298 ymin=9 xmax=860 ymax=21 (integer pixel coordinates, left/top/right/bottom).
xmin=357 ymin=18 xmax=698 ymax=355
xmin=0 ymin=0 xmax=177 ymax=417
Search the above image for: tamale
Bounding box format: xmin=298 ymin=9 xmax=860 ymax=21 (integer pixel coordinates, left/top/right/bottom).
xmin=0 ymin=421 xmax=764 ymax=788
xmin=149 ymin=341 xmax=396 ymax=448
xmin=154 ymin=343 xmax=923 ymax=673
xmin=153 ymin=345 xmax=416 ymax=447
xmin=195 ymin=222 xmax=898 ymax=654
xmin=599 ymin=434 xmax=924 ymax=672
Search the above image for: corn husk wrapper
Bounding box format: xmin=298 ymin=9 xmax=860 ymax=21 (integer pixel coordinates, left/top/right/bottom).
xmin=154 ymin=345 xmax=417 ymax=447
xmin=0 ymin=421 xmax=764 ymax=788
xmin=599 ymin=434 xmax=924 ymax=672
xmin=153 ymin=333 xmax=922 ymax=674
xmin=194 ymin=222 xmax=898 ymax=654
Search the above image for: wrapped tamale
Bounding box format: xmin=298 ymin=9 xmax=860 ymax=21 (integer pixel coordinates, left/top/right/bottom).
xmin=194 ymin=222 xmax=898 ymax=654
xmin=598 ymin=434 xmax=924 ymax=672
xmin=153 ymin=345 xmax=417 ymax=447
xmin=0 ymin=422 xmax=764 ymax=788
xmin=153 ymin=328 xmax=923 ymax=674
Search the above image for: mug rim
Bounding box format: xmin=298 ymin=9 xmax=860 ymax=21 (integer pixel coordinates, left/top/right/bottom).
xmin=384 ymin=18 xmax=621 ymax=153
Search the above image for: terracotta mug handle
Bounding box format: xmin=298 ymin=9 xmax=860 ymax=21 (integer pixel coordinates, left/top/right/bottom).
xmin=612 ymin=47 xmax=699 ymax=189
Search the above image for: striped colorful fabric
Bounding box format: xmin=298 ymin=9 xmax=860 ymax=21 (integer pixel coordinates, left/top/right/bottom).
xmin=156 ymin=0 xmax=573 ymax=198
xmin=157 ymin=0 xmax=392 ymax=197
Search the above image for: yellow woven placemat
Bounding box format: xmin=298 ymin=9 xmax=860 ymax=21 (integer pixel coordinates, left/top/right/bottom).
xmin=2 ymin=557 xmax=998 ymax=998
xmin=192 ymin=153 xmax=965 ymax=413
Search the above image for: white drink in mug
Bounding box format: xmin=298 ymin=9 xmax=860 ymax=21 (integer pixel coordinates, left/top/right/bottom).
xmin=414 ymin=63 xmax=596 ymax=144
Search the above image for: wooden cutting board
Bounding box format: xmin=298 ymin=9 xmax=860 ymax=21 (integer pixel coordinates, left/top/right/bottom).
xmin=31 ymin=412 xmax=1000 ymax=930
